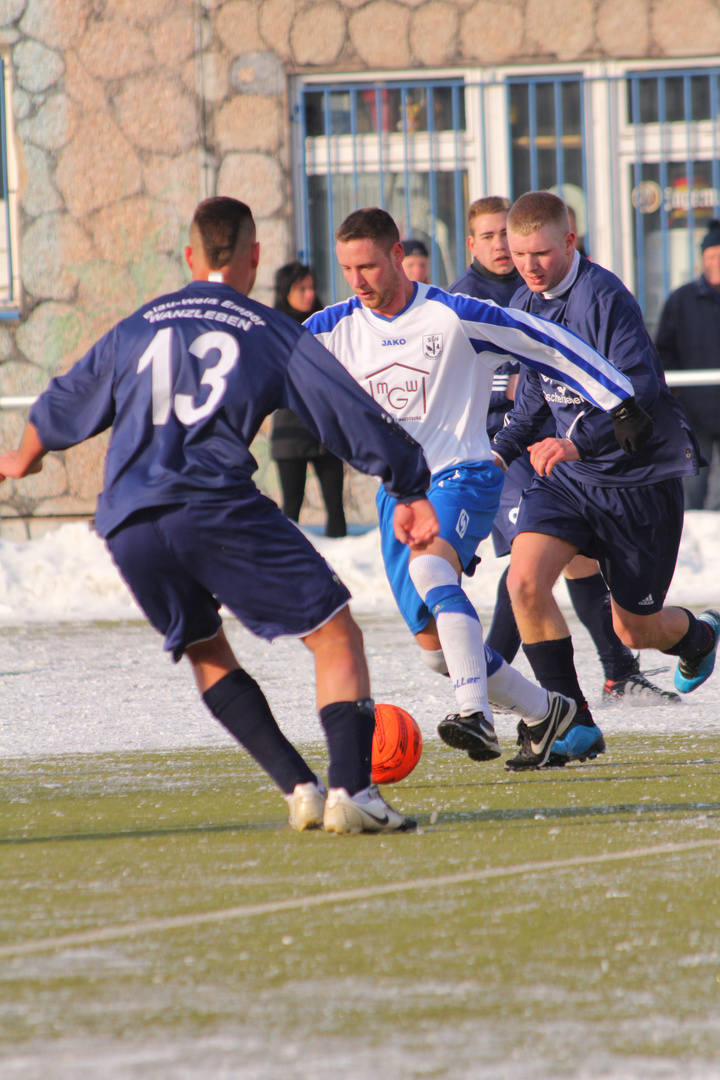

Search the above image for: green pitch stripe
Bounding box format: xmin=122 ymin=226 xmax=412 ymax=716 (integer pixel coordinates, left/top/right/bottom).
xmin=2 ymin=836 xmax=718 ymax=958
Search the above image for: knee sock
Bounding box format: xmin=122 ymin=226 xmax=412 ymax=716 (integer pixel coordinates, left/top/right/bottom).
xmin=409 ymin=554 xmax=489 ymax=718
xmin=203 ymin=669 xmax=315 ymax=794
xmin=486 ymin=566 xmax=522 ymax=663
xmin=661 ymin=608 xmax=715 ymax=658
xmin=485 ymin=646 xmax=550 ymax=720
xmin=522 ymin=637 xmax=592 ymax=722
xmin=319 ymin=698 xmax=376 ymax=795
xmin=565 ymin=574 xmax=634 ymax=681
xmin=421 ymin=648 xmax=449 ymax=676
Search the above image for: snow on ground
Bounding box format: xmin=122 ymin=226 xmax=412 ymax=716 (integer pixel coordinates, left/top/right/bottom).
xmin=0 ymin=512 xmax=718 ymax=758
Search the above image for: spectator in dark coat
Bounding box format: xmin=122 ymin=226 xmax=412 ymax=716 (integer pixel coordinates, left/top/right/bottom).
xmin=270 ymin=262 xmax=347 ymax=536
xmin=656 ymin=218 xmax=720 ymax=509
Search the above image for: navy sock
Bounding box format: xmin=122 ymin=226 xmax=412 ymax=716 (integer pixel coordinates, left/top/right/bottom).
xmin=486 ymin=566 xmax=522 ymax=663
xmin=319 ymin=698 xmax=376 ymax=795
xmin=662 ymin=609 xmax=714 ymax=659
xmin=522 ymin=637 xmax=592 ymax=721
xmin=565 ymin=574 xmax=634 ymax=681
xmin=203 ymin=669 xmax=315 ymax=794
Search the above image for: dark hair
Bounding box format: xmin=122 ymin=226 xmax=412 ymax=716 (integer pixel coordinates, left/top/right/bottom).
xmin=191 ymin=197 xmax=255 ymax=269
xmin=335 ymin=207 xmax=400 ymax=251
xmin=273 ymin=261 xmax=322 ymax=320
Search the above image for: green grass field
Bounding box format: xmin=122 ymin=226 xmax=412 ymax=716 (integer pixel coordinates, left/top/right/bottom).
xmin=2 ymin=735 xmax=720 ymax=1078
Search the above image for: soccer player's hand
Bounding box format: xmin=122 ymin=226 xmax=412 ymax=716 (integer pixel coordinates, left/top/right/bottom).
xmin=0 ymin=424 xmax=47 ymax=481
xmin=610 ymin=397 xmax=654 ymax=456
xmin=528 ymin=437 xmax=580 ymax=477
xmin=393 ymin=498 xmax=440 ymax=549
xmin=0 ymin=449 xmax=44 ymax=481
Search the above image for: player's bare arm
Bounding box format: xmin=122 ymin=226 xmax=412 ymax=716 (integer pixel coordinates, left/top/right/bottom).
xmin=0 ymin=422 xmax=47 ymax=481
xmin=528 ymin=436 xmax=580 ymax=477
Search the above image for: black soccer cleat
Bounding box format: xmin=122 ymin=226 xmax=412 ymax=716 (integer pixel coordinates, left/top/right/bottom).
xmin=505 ymin=692 xmax=577 ymax=771
xmin=437 ymin=711 xmax=502 ymax=761
xmin=602 ymin=656 xmax=681 ymax=705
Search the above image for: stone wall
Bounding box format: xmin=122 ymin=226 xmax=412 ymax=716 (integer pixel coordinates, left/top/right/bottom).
xmin=0 ymin=0 xmax=718 ymax=535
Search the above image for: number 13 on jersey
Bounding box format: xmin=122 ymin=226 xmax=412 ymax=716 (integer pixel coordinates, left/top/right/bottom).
xmin=137 ymin=328 xmax=239 ymax=426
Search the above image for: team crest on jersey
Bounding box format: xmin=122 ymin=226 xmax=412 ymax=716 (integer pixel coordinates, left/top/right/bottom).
xmin=422 ymin=333 xmax=443 ymax=360
xmin=455 ymin=508 xmax=469 ymax=539
xmin=365 ymin=362 xmax=429 ymax=417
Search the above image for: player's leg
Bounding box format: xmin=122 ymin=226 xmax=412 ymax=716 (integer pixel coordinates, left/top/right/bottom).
xmin=275 ymin=457 xmax=308 ymax=522
xmin=313 ymin=452 xmax=347 ymax=538
xmin=186 ymin=492 xmax=413 ymax=834
xmin=185 ymin=629 xmax=326 ymax=829
xmin=563 ymin=556 xmax=680 ymax=704
xmin=400 ymin=466 xmax=576 ymax=768
xmin=593 ymin=475 xmax=720 ymax=696
xmin=106 ymin=509 xmax=323 ymax=829
xmin=301 ymin=607 xmax=413 ymax=834
xmin=506 ymin=529 xmax=601 ymax=765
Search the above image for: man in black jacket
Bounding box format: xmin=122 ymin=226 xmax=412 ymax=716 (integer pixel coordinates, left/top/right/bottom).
xmin=656 ymin=218 xmax=720 ymax=510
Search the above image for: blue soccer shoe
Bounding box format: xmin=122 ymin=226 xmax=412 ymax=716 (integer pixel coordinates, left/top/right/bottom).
xmin=674 ymin=609 xmax=720 ymax=694
xmin=545 ymin=721 xmax=606 ymax=767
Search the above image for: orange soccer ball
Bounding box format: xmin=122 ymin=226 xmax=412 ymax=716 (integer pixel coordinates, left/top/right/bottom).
xmin=371 ymin=703 xmax=423 ymax=784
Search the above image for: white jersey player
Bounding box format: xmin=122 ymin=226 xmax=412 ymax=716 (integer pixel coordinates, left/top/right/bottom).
xmin=305 ymin=208 xmax=654 ymax=771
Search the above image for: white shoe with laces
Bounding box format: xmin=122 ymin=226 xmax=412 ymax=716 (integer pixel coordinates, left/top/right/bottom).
xmin=323 ymin=784 xmax=416 ymax=835
xmin=285 ymin=778 xmax=327 ymax=831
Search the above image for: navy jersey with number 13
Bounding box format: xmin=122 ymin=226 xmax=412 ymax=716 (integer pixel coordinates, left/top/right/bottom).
xmin=29 ymin=280 xmax=431 ymax=538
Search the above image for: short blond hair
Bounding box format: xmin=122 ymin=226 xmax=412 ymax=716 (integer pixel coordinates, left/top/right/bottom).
xmin=507 ymin=191 xmax=569 ymax=236
xmin=468 ymin=196 xmax=511 ymax=229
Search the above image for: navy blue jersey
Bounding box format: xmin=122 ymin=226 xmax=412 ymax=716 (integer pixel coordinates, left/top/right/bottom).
xmin=493 ymin=257 xmax=701 ymax=486
xmin=29 ymin=281 xmax=431 ymax=537
xmin=448 ymin=261 xmax=522 ymax=438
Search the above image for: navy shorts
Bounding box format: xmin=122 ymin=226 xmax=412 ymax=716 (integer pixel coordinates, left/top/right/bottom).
xmin=514 ymin=470 xmax=685 ymax=614
xmin=376 ymin=460 xmax=504 ymax=635
xmin=491 ymin=452 xmax=536 ymax=558
xmin=106 ymin=494 xmax=351 ymax=660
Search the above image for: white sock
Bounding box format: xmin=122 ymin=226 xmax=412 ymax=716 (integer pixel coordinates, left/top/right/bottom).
xmin=420 ymin=648 xmax=449 ymax=676
xmin=487 ymin=659 xmax=550 ymax=719
xmin=409 ymin=554 xmax=490 ymax=720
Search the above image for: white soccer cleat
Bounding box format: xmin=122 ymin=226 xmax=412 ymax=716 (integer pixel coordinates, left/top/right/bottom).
xmin=285 ymin=778 xmax=327 ymax=831
xmin=323 ymin=784 xmax=416 ymax=835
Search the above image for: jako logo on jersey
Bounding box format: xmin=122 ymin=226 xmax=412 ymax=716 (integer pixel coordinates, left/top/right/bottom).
xmin=423 ymin=333 xmax=443 ymax=360
xmin=456 ymin=508 xmax=469 ymax=539
xmin=382 ymin=338 xmax=406 ymax=346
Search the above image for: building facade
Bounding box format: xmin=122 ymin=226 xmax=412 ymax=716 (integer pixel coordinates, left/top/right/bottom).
xmin=0 ymin=0 xmax=719 ymax=533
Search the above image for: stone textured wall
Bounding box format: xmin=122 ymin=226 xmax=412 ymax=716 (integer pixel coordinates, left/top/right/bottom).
xmin=0 ymin=0 xmax=718 ymax=535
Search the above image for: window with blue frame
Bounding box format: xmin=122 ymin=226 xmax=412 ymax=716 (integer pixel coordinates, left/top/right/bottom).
xmin=297 ymin=79 xmax=469 ymax=302
xmin=626 ymin=67 xmax=720 ymax=329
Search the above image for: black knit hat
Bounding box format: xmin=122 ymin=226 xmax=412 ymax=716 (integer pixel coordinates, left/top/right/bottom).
xmin=402 ymin=238 xmax=428 ymax=258
xmin=701 ymin=218 xmax=720 ymax=252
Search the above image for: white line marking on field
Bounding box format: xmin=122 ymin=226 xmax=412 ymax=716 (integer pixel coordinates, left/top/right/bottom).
xmin=2 ymin=836 xmax=719 ymax=958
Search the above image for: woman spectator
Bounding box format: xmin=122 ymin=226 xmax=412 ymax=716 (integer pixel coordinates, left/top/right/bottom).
xmin=270 ymin=262 xmax=347 ymax=537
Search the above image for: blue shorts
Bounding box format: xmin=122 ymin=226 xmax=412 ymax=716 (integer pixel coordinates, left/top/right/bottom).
xmin=491 ymin=452 xmax=536 ymax=558
xmin=376 ymin=461 xmax=504 ymax=635
xmin=514 ymin=470 xmax=684 ymax=615
xmin=106 ymin=494 xmax=351 ymax=660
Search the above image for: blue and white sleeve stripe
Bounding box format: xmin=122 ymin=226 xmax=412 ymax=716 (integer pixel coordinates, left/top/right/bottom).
xmin=437 ymin=293 xmax=633 ymax=412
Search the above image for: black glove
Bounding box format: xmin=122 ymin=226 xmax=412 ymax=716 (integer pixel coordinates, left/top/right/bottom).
xmin=610 ymin=397 xmax=654 ymax=456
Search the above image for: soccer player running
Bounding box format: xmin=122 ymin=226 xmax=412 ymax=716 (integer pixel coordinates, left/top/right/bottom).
xmin=305 ymin=207 xmax=653 ymax=770
xmin=0 ymin=197 xmax=442 ymax=836
xmin=451 ymin=196 xmax=679 ymax=707
xmin=495 ymin=191 xmax=719 ymax=765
